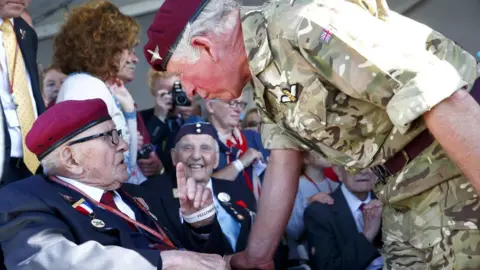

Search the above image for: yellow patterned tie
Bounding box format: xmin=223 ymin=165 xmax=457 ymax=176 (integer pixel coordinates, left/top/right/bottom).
xmin=1 ymin=20 xmax=39 ymax=174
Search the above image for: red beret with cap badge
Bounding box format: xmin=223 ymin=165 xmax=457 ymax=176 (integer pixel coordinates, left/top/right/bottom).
xmin=26 ymin=99 xmax=111 ymax=160
xmin=143 ymin=0 xmax=211 ymax=71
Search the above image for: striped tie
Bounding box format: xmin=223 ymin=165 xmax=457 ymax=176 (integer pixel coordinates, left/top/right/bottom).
xmin=1 ymin=20 xmax=39 ymax=174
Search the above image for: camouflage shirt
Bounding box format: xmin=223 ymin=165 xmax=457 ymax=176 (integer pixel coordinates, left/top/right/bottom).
xmin=241 ymin=0 xmax=477 ymax=172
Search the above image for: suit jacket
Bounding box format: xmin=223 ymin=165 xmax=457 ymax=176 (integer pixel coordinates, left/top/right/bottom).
xmin=125 ymin=174 xmax=257 ymax=255
xmin=0 ymin=175 xmax=225 ymax=270
xmin=1 ymin=17 xmax=45 ymax=181
xmin=304 ymin=186 xmax=381 ymax=270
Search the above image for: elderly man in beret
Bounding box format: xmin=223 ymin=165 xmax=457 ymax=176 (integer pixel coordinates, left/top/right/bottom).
xmin=0 ymin=98 xmax=229 ymax=270
xmin=144 ymin=0 xmax=480 ymax=269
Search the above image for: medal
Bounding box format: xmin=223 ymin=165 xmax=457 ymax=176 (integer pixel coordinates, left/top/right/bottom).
xmin=91 ymin=219 xmax=105 ymax=228
xmin=237 ymin=214 xmax=244 ymax=220
xmin=218 ymin=192 xmax=231 ymax=203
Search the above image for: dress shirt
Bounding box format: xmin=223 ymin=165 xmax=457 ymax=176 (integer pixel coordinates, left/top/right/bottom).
xmin=287 ymin=175 xmax=339 ymax=240
xmin=341 ymin=184 xmax=383 ymax=270
xmin=57 ymin=176 xmax=136 ymax=220
xmin=0 ymin=18 xmax=37 ymax=158
xmin=207 ymin=179 xmax=241 ymax=252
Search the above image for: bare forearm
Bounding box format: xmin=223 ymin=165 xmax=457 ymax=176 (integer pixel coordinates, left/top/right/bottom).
xmin=424 ymin=90 xmax=480 ymax=193
xmin=212 ymin=164 xmax=239 ymax=181
xmin=245 ymin=149 xmax=302 ymax=262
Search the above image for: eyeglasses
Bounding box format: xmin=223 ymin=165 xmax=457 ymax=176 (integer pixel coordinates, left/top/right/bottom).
xmin=228 ymin=100 xmax=247 ymax=109
xmin=68 ymin=129 xmax=122 ymax=146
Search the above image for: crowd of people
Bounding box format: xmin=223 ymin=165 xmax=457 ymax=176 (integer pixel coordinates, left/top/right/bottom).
xmin=1 ymin=0 xmax=480 ymax=269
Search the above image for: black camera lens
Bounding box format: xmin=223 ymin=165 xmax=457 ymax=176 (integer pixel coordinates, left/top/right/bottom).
xmin=175 ymin=95 xmax=188 ymax=105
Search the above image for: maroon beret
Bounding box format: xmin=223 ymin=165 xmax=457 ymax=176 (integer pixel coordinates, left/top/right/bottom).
xmin=175 ymin=122 xmax=218 ymax=145
xmin=26 ymin=99 xmax=111 ymax=160
xmin=144 ymin=0 xmax=210 ymax=71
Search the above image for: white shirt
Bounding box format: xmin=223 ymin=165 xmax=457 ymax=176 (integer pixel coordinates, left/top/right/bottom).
xmin=207 ymin=179 xmax=241 ymax=252
xmin=341 ymin=185 xmax=383 ymax=270
xmin=57 ymin=176 xmax=136 ymax=220
xmin=0 ymin=18 xmax=37 ymax=157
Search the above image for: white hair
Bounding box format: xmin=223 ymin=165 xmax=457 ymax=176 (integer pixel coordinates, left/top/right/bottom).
xmin=171 ymin=0 xmax=242 ymax=63
xmin=40 ymin=149 xmax=60 ymax=176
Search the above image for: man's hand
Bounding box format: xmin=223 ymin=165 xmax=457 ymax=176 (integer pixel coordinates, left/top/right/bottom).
xmin=176 ymin=162 xmax=215 ymax=228
xmin=138 ymin=152 xmax=163 ymax=176
xmin=161 ymin=250 xmax=229 ymax=270
xmin=239 ymin=148 xmax=264 ymax=167
xmin=230 ymin=251 xmax=274 ymax=270
xmin=307 ymin=192 xmax=334 ymax=205
xmin=362 ymin=199 xmax=383 ymax=242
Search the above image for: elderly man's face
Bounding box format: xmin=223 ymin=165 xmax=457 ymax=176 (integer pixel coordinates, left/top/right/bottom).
xmin=166 ymin=12 xmax=250 ymax=101
xmin=172 ymin=134 xmax=219 ymax=184
xmin=0 ymin=0 xmax=26 ymax=18
xmin=69 ymin=120 xmax=129 ymax=190
xmin=208 ymin=97 xmax=246 ymax=129
xmin=335 ymin=167 xmax=376 ymax=194
xmin=118 ymin=49 xmax=139 ymax=83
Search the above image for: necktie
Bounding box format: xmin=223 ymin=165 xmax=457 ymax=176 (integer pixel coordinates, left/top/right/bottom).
xmin=100 ymin=191 xmax=137 ymax=231
xmin=1 ymin=20 xmax=39 ymax=173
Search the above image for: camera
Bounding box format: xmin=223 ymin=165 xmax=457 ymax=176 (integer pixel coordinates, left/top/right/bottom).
xmin=172 ymin=81 xmax=191 ymax=107
xmin=137 ymin=143 xmax=154 ymax=160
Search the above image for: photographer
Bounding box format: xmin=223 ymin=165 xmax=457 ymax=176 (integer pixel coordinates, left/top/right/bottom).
xmin=141 ymin=69 xmax=204 ymax=173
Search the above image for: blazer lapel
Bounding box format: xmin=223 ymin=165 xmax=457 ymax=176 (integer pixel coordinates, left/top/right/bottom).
xmin=331 ymin=187 xmax=361 ymax=242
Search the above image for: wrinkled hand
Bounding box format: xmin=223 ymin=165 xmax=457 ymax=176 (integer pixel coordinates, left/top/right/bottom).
xmin=155 ymin=89 xmax=173 ymax=118
xmin=161 ymin=250 xmax=229 ymax=270
xmin=230 ymin=251 xmax=274 ymax=270
xmin=308 ymin=192 xmax=334 ymax=205
xmin=138 ymin=152 xmax=163 ymax=176
xmin=112 ymin=79 xmax=135 ymax=112
xmin=239 ymin=148 xmax=264 ymax=167
xmin=176 ymin=162 xmax=215 ymax=227
xmin=362 ymin=199 xmax=383 ymax=242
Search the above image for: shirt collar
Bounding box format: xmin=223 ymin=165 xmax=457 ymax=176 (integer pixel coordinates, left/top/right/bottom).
xmin=0 ymin=18 xmax=15 ymax=27
xmin=56 ymin=176 xmax=108 ymax=203
xmin=341 ymin=184 xmax=371 ymax=213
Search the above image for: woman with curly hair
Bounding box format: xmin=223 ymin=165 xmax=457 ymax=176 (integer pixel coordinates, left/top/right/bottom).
xmin=54 ymin=1 xmax=146 ymax=184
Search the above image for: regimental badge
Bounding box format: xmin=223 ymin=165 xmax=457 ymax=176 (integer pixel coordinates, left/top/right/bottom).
xmin=91 ymin=219 xmax=105 ymax=228
xmin=320 ymin=25 xmax=336 ymax=44
xmin=20 ymin=29 xmax=26 ymax=40
xmin=280 ymin=84 xmax=298 ymax=103
xmin=147 ymin=45 xmax=162 ymax=63
xmin=59 ymin=193 xmax=74 ymax=204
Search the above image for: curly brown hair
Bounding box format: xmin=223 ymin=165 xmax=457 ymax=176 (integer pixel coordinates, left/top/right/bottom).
xmin=52 ymin=1 xmax=139 ymax=81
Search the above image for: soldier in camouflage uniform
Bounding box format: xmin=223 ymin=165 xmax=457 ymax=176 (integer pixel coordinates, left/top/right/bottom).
xmin=144 ymin=0 xmax=480 ymax=269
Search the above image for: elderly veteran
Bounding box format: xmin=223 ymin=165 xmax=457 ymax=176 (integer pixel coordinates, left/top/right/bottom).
xmin=0 ymin=99 xmax=228 ymax=270
xmin=145 ymin=0 xmax=480 ymax=269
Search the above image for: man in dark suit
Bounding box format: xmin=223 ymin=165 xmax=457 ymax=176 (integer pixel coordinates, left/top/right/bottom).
xmin=0 ymin=99 xmax=229 ymax=269
xmin=304 ymin=167 xmax=383 ymax=270
xmin=0 ymin=0 xmax=45 ymax=185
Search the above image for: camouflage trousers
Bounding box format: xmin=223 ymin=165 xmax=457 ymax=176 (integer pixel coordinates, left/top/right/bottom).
xmin=374 ymin=141 xmax=480 ymax=270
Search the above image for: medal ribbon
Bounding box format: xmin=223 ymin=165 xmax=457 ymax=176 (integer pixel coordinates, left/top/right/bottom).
xmin=50 ymin=176 xmax=176 ymax=249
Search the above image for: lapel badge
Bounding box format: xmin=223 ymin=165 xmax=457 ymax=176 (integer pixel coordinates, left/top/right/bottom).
xmin=91 ymin=218 xmax=105 ymax=228
xmin=218 ymin=192 xmax=231 ymax=203
xmin=280 ymin=84 xmax=298 ymax=103
xmin=59 ymin=193 xmax=74 ymax=204
xmin=20 ymin=29 xmax=26 ymax=40
xmin=147 ymin=45 xmax=162 ymax=63
xmin=237 ymin=214 xmax=245 ymax=220
xmin=173 ymin=188 xmax=178 ymax=198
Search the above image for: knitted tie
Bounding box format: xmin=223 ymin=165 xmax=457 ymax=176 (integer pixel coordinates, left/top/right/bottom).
xmin=100 ymin=191 xmax=137 ymax=231
xmin=1 ymin=20 xmax=39 ymax=173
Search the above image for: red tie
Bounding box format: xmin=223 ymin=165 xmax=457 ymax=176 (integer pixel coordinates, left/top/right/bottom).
xmin=359 ymin=203 xmax=366 ymax=212
xmin=100 ymin=191 xmax=137 ymax=231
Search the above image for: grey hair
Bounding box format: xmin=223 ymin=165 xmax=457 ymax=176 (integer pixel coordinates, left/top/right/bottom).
xmin=40 ymin=149 xmax=60 ymax=176
xmin=171 ymin=0 xmax=242 ymax=63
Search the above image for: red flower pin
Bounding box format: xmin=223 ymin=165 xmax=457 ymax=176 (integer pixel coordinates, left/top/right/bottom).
xmin=236 ymin=200 xmax=247 ymax=209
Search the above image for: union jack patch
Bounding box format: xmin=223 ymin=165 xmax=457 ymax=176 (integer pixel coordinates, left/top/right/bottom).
xmin=320 ymin=25 xmax=336 ymax=44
